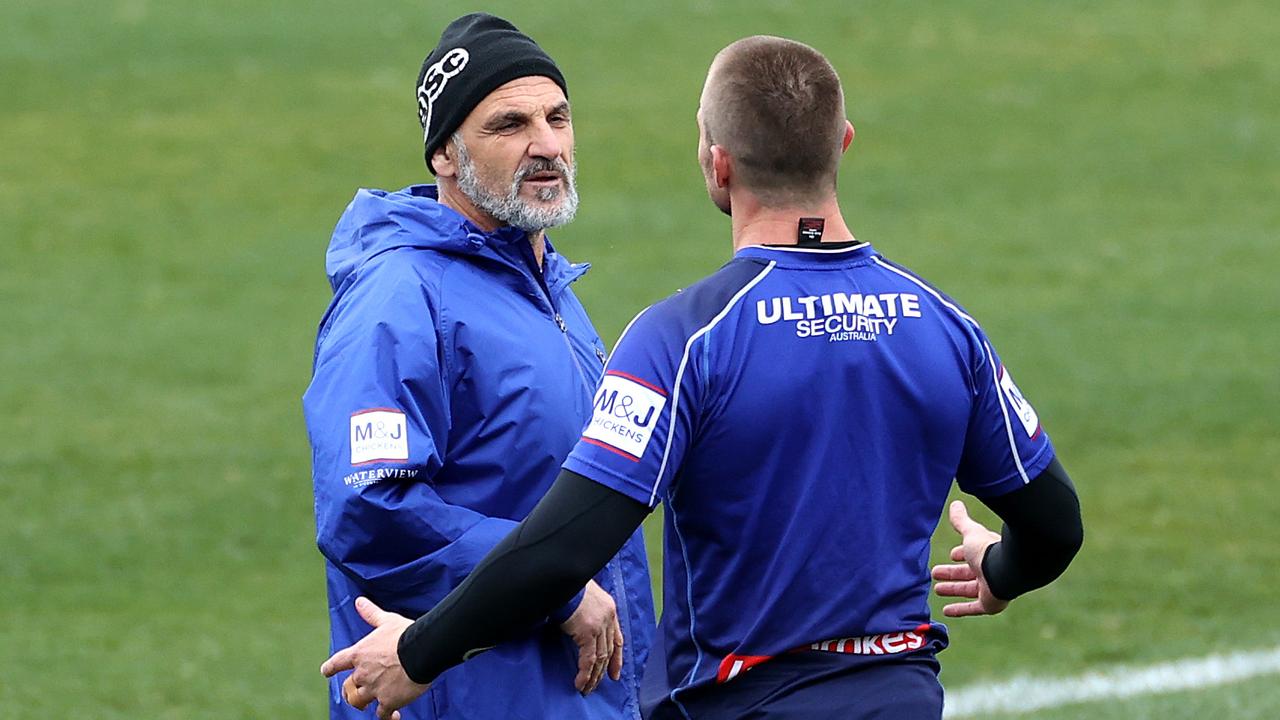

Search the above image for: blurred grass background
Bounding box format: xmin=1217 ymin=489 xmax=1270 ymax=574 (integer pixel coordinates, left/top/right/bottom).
xmin=1 ymin=0 xmax=1277 ymax=717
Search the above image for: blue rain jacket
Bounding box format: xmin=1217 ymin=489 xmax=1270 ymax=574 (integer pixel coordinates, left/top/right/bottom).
xmin=303 ymin=185 xmax=654 ymax=720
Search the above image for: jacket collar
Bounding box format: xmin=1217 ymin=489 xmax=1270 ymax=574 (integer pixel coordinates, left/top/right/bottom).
xmin=327 ymin=183 xmax=589 ymax=292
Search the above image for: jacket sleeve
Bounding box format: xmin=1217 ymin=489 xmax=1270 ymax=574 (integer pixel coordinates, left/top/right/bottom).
xmin=304 ymin=265 xmax=580 ymax=619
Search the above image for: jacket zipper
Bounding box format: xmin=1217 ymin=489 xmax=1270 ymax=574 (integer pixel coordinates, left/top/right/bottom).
xmin=548 ymin=290 xmax=638 ymax=709
xmin=554 ymin=311 xmax=594 ymax=397
xmin=514 ymin=251 xmax=635 ymax=701
xmin=512 ymin=242 xmax=595 ymax=397
xmin=536 ymin=273 xmax=636 ymax=707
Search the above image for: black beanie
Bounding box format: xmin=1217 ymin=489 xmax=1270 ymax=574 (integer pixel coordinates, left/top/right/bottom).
xmin=416 ymin=13 xmax=568 ymax=174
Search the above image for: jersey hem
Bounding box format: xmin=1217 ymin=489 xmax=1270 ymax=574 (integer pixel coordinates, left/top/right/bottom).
xmin=968 ymin=443 xmax=1057 ymax=499
xmin=562 ymin=455 xmax=661 ymax=508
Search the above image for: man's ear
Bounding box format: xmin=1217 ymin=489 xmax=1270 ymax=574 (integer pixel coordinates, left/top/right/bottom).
xmin=432 ymin=143 xmax=457 ymax=178
xmin=841 ymin=120 xmax=855 ymax=154
xmin=710 ymin=145 xmax=732 ymax=189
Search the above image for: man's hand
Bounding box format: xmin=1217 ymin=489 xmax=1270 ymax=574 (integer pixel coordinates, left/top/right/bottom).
xmin=931 ymin=500 xmax=1011 ymax=617
xmin=560 ymin=579 xmax=624 ymax=695
xmin=320 ymin=597 xmax=430 ymax=720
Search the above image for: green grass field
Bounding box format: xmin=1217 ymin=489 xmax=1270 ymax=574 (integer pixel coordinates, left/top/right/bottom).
xmin=2 ymin=1 xmax=1278 ymax=717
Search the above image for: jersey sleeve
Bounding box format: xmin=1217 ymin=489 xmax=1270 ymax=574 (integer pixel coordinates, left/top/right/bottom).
xmin=955 ymin=330 xmax=1057 ymax=498
xmin=562 ymin=306 xmax=701 ymax=508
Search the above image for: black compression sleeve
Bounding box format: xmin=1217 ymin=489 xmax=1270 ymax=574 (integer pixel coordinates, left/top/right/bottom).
xmin=978 ymin=457 xmax=1084 ymax=601
xmin=396 ymin=471 xmax=651 ymax=684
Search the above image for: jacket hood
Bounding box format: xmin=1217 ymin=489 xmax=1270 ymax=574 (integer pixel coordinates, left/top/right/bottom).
xmin=325 ymin=184 xmax=544 ymax=291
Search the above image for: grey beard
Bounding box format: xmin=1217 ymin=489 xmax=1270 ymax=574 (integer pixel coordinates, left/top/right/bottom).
xmin=452 ymin=134 xmax=579 ymax=232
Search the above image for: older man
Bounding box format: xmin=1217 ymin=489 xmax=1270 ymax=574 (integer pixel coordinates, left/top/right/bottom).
xmin=303 ymin=13 xmax=654 ymax=720
xmin=323 ymin=34 xmax=1082 ymax=720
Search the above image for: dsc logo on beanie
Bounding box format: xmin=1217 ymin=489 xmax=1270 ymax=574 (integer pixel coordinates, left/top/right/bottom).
xmin=416 ymin=13 xmax=568 ymax=173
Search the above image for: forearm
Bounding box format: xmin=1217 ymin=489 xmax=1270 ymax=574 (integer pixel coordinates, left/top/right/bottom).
xmin=318 ymin=482 xmax=541 ymax=618
xmin=346 ymin=517 xmax=521 ymax=617
xmin=979 ymin=457 xmax=1084 ymax=600
xmin=396 ymin=471 xmax=650 ymax=684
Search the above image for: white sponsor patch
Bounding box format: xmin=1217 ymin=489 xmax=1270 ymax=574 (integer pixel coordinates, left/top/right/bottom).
xmin=350 ymin=409 xmax=409 ymax=465
xmin=582 ymin=374 xmax=668 ymax=460
xmin=998 ymin=365 xmax=1040 ymax=437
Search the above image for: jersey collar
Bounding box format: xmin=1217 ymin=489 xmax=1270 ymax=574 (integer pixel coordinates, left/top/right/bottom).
xmin=735 ymin=240 xmax=876 ymax=265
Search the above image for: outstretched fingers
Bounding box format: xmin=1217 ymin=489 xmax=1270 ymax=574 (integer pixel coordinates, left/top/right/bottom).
xmin=943 ymin=600 xmax=990 ymax=618
xmin=321 ymin=647 xmax=357 ymax=678
xmin=948 ymin=500 xmax=975 ymax=536
xmin=933 ymin=579 xmax=980 ymax=599
xmin=931 ymin=562 xmax=976 ymax=582
xmin=355 ymin=596 xmax=389 ymax=627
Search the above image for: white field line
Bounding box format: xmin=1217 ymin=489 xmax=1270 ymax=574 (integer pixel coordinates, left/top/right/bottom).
xmin=943 ymin=646 xmax=1280 ymax=718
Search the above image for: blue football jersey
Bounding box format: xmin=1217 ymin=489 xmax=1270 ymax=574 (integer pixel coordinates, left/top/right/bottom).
xmin=563 ymin=242 xmax=1055 ymax=708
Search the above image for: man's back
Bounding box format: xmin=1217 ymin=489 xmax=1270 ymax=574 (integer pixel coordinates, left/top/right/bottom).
xmin=566 ymin=240 xmax=1054 ymax=698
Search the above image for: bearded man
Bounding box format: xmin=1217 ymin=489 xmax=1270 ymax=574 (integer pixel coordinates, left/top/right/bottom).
xmin=302 ymin=13 xmax=654 ymax=720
